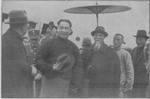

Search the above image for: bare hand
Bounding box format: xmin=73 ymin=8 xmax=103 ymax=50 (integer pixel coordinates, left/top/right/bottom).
xmin=53 ymin=62 xmax=61 ymax=71
xmin=34 ymin=73 xmax=42 ymax=80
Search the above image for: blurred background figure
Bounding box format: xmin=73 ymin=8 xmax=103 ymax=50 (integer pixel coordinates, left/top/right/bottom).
xmin=144 ymin=31 xmax=150 ymax=98
xmin=28 ymin=21 xmax=37 ymax=30
xmin=80 ymin=37 xmax=92 ymax=54
xmin=2 ymin=10 xmax=33 ymax=98
xmin=80 ymin=37 xmax=92 ymax=97
xmin=23 ymin=21 xmax=37 ymax=46
xmin=132 ymin=30 xmax=149 ymax=98
xmin=113 ymin=33 xmax=134 ymax=98
xmin=25 ymin=21 xmax=42 ymax=97
xmin=40 ymin=21 xmax=57 ymax=45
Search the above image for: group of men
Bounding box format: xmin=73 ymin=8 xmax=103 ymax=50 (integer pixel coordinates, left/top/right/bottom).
xmin=2 ymin=10 xmax=150 ymax=98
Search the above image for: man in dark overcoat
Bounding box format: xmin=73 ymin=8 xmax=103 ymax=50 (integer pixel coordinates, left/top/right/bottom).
xmin=84 ymin=26 xmax=120 ymax=98
xmin=2 ymin=10 xmax=33 ymax=98
xmin=36 ymin=19 xmax=83 ymax=98
xmin=132 ymin=30 xmax=149 ymax=98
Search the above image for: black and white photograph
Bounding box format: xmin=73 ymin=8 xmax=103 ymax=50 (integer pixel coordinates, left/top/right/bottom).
xmin=1 ymin=0 xmax=150 ymax=98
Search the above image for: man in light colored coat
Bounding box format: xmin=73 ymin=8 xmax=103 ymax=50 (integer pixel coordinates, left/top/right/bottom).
xmin=113 ymin=33 xmax=134 ymax=98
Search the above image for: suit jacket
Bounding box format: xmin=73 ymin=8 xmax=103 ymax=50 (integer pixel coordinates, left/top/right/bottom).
xmin=2 ymin=28 xmax=33 ymax=98
xmin=132 ymin=46 xmax=149 ymax=86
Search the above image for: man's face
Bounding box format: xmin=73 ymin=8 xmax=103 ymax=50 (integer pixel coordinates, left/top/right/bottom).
xmin=113 ymin=35 xmax=123 ymax=48
xmin=93 ymin=33 xmax=105 ymax=43
xmin=57 ymin=21 xmax=71 ymax=39
xmin=136 ymin=37 xmax=147 ymax=47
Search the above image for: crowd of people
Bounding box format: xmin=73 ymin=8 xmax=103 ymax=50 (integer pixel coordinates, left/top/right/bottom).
xmin=2 ymin=10 xmax=150 ymax=98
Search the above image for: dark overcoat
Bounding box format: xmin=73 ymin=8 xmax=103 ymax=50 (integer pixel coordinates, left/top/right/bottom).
xmin=132 ymin=46 xmax=149 ymax=86
xmin=2 ymin=28 xmax=33 ymax=98
xmin=83 ymin=43 xmax=120 ymax=98
xmin=36 ymin=36 xmax=83 ymax=97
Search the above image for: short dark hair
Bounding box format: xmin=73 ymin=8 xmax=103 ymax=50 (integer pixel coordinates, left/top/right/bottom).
xmin=57 ymin=19 xmax=72 ymax=27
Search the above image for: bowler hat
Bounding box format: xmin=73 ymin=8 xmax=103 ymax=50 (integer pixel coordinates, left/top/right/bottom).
xmin=91 ymin=26 xmax=108 ymax=37
xmin=134 ymin=30 xmax=149 ymax=39
xmin=5 ymin=10 xmax=29 ymax=24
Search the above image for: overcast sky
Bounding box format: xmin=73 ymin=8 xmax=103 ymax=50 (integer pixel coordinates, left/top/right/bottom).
xmin=2 ymin=1 xmax=149 ymax=48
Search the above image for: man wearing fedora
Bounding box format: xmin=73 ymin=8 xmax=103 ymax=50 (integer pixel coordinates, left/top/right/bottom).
xmin=36 ymin=19 xmax=83 ymax=98
xmin=2 ymin=10 xmax=33 ymax=98
xmin=132 ymin=30 xmax=149 ymax=97
xmin=84 ymin=26 xmax=120 ymax=98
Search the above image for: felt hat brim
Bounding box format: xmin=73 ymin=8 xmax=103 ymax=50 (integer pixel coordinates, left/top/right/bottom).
xmin=91 ymin=31 xmax=108 ymax=37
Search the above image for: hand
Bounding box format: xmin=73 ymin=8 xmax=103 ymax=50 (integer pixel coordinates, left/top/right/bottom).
xmin=34 ymin=73 xmax=42 ymax=80
xmin=31 ymin=65 xmax=37 ymax=76
xmin=53 ymin=62 xmax=61 ymax=71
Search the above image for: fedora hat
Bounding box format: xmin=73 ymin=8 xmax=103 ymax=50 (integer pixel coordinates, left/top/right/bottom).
xmin=91 ymin=26 xmax=108 ymax=37
xmin=134 ymin=30 xmax=149 ymax=39
xmin=5 ymin=10 xmax=29 ymax=24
